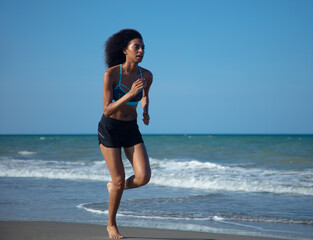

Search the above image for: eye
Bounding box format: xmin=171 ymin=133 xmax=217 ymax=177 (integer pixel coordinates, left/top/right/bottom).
xmin=133 ymin=44 xmax=145 ymax=51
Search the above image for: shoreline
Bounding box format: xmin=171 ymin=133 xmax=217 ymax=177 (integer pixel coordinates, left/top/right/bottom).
xmin=0 ymin=221 xmax=285 ymax=240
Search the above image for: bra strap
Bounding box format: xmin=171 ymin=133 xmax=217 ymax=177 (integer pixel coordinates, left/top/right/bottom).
xmin=120 ymin=64 xmax=142 ymax=84
xmin=138 ymin=66 xmax=142 ymax=78
xmin=119 ymin=64 xmax=122 ymax=85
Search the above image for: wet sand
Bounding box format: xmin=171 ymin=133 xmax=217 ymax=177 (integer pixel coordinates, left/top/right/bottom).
xmin=0 ymin=221 xmax=284 ymax=240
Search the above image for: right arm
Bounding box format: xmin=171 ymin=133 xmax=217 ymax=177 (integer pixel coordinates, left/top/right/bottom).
xmin=102 ymin=69 xmax=146 ymax=117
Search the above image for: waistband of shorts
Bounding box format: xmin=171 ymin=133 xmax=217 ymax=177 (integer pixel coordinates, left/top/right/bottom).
xmin=100 ymin=114 xmax=137 ymax=126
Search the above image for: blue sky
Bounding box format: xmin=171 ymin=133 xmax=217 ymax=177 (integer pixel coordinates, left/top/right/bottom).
xmin=1 ymin=0 xmax=313 ymax=134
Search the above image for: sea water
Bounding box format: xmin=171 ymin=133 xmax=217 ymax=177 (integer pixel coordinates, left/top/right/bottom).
xmin=0 ymin=135 xmax=312 ymax=239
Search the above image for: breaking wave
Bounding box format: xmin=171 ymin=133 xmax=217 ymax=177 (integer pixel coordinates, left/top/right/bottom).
xmin=1 ymin=157 xmax=312 ymax=195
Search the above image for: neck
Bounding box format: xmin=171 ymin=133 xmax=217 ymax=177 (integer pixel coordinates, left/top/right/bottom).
xmin=122 ymin=61 xmax=138 ymax=73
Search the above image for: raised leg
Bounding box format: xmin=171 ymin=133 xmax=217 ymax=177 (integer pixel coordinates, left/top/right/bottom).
xmin=124 ymin=143 xmax=151 ymax=189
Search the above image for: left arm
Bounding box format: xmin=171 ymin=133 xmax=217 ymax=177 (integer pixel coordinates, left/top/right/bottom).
xmin=141 ymin=70 xmax=153 ymax=125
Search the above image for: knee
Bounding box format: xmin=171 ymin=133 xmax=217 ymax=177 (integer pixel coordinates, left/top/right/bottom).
xmin=137 ymin=171 xmax=151 ymax=186
xmin=111 ymin=177 xmax=125 ymax=191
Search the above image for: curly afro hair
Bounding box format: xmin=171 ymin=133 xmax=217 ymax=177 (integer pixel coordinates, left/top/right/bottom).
xmin=105 ymin=29 xmax=143 ymax=68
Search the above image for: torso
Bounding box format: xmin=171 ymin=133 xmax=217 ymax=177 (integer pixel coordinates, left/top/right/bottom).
xmin=109 ymin=64 xmax=148 ymax=121
xmin=112 ymin=64 xmax=143 ymax=105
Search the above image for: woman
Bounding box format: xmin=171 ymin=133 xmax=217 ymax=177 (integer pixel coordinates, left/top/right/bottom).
xmin=98 ymin=29 xmax=153 ymax=239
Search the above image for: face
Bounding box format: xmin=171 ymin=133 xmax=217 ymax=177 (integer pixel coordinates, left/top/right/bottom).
xmin=124 ymin=38 xmax=145 ymax=63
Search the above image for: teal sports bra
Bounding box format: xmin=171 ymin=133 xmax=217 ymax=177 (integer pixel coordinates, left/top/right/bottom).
xmin=112 ymin=64 xmax=143 ymax=105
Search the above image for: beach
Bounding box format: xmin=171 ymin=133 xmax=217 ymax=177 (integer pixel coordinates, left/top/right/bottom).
xmin=0 ymin=221 xmax=285 ymax=240
xmin=0 ymin=135 xmax=312 ymax=240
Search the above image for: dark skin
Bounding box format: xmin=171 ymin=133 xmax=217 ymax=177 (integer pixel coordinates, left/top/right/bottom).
xmin=102 ymin=39 xmax=153 ymax=122
xmin=100 ymin=38 xmax=153 ymax=239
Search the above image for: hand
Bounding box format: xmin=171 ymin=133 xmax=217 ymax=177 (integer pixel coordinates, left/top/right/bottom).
xmin=130 ymin=78 xmax=146 ymax=96
xmin=143 ymin=112 xmax=150 ymax=125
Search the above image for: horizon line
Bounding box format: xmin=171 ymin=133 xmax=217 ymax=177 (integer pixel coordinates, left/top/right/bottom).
xmin=1 ymin=133 xmax=313 ymax=136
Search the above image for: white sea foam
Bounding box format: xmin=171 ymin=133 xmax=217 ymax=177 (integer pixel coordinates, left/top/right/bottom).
xmin=1 ymin=157 xmax=312 ymax=196
xmin=0 ymin=158 xmax=111 ymax=182
xmin=78 ymin=202 xmax=313 ymax=226
xmin=149 ymin=158 xmax=313 ymax=196
xmin=77 ymin=203 xmax=108 ymax=215
xmin=213 ymin=216 xmax=225 ymax=221
xmin=77 ymin=203 xmax=212 ymax=221
xmin=18 ymin=151 xmax=37 ymax=155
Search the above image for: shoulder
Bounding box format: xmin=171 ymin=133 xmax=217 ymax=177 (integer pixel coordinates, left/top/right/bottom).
xmin=103 ymin=65 xmax=120 ymax=84
xmin=139 ymin=66 xmax=153 ymax=82
xmin=104 ymin=65 xmax=120 ymax=78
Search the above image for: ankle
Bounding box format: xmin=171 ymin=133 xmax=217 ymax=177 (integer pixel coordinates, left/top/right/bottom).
xmin=107 ymin=221 xmax=117 ymax=227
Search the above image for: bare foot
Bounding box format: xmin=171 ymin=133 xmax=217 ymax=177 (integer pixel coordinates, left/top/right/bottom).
xmin=107 ymin=225 xmax=123 ymax=239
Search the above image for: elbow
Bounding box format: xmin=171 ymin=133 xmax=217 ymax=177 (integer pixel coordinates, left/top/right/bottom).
xmin=103 ymin=107 xmax=112 ymax=118
xmin=103 ymin=110 xmax=111 ymax=118
xmin=103 ymin=112 xmax=110 ymax=118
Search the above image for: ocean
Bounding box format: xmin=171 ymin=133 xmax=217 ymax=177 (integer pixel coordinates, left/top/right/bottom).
xmin=0 ymin=134 xmax=312 ymax=239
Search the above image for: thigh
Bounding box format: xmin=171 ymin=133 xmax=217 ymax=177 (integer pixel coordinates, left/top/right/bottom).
xmin=100 ymin=144 xmax=125 ymax=181
xmin=124 ymin=143 xmax=150 ymax=176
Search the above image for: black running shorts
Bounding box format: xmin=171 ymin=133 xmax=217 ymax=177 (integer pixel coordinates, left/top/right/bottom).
xmin=98 ymin=114 xmax=144 ymax=148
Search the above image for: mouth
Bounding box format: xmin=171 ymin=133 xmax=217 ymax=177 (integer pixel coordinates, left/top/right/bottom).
xmin=136 ymin=55 xmax=143 ymax=58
